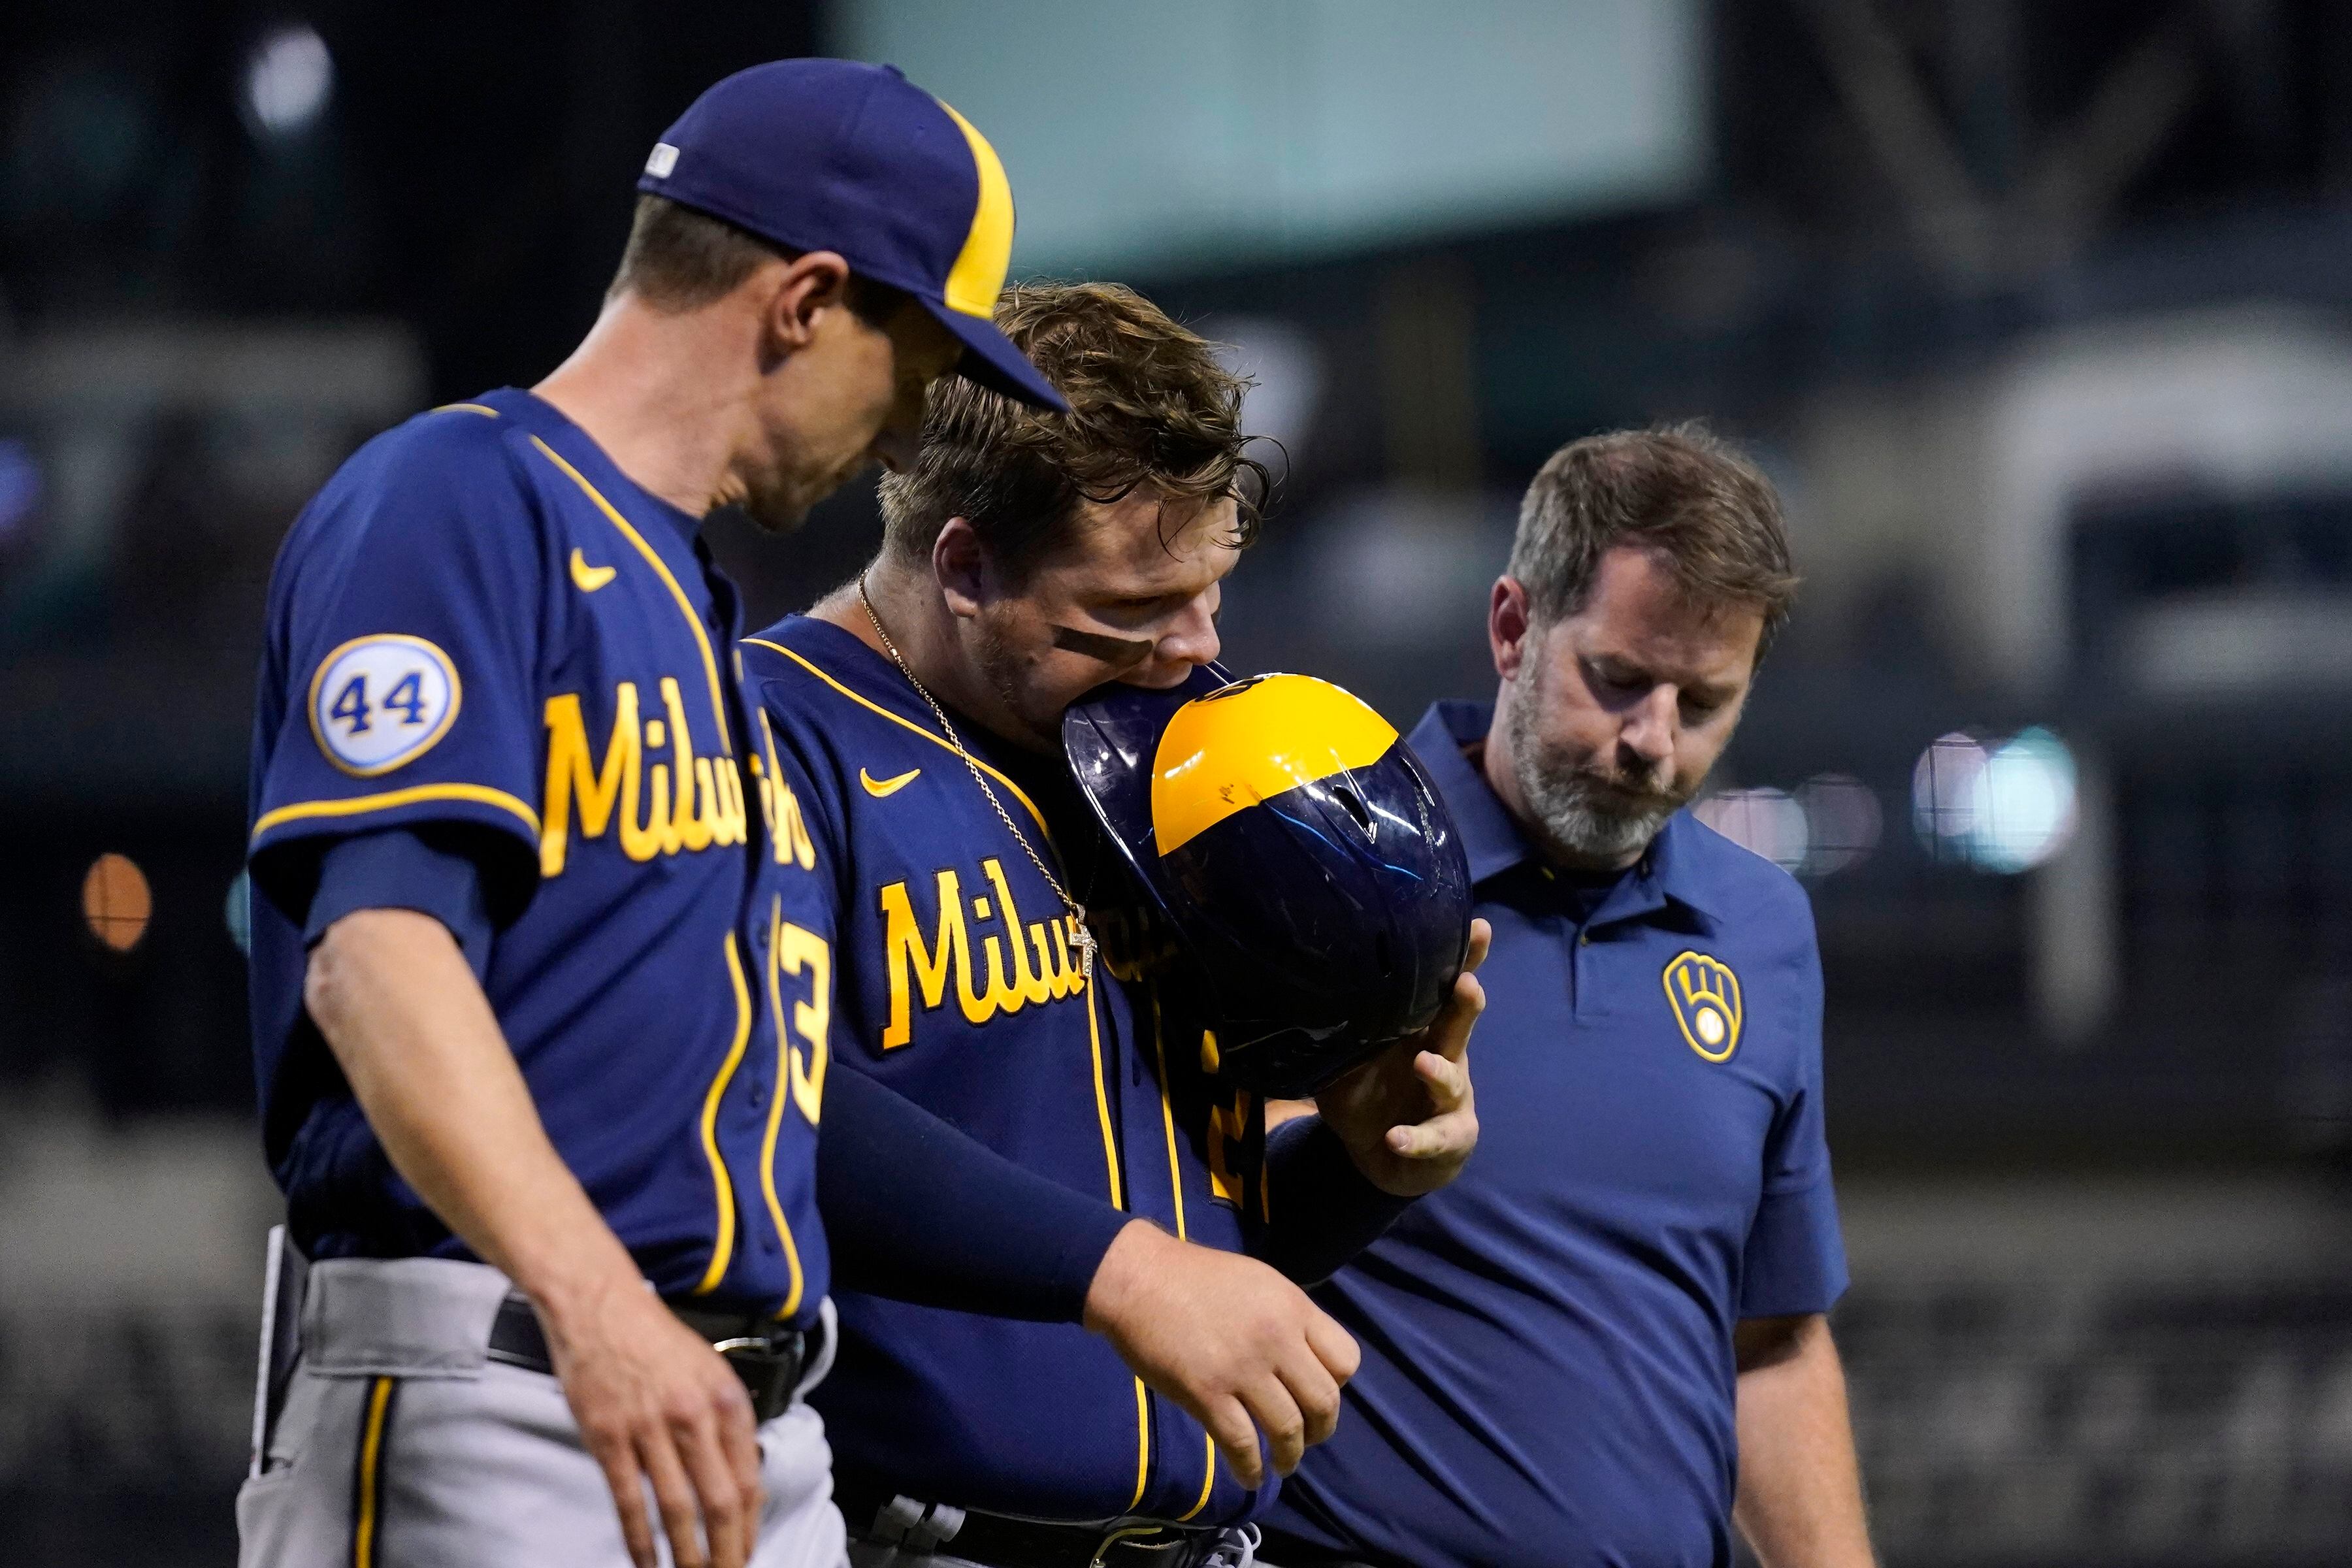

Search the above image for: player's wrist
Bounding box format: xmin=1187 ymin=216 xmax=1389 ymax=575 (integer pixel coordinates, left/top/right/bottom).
xmin=1307 ymin=1099 xmax=1392 ymax=1180
xmin=508 ymin=1224 xmax=650 ymax=1341
xmin=1079 ymin=1218 xmax=1175 ymax=1336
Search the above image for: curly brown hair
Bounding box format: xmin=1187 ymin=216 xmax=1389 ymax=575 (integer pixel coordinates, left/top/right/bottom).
xmin=879 ymin=281 xmax=1267 ymax=578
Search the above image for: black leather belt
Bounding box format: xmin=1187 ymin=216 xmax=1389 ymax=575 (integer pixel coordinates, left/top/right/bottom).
xmin=835 ymin=1475 xmax=1225 ymax=1568
xmin=486 ymin=1294 xmax=814 ymax=1424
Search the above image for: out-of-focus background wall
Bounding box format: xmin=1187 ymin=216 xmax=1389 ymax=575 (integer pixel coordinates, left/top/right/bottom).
xmin=4 ymin=2 xmax=2351 ymax=1562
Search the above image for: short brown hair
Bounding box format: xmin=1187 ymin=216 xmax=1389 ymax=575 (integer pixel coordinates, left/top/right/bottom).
xmin=1509 ymin=424 xmax=1798 ymax=657
xmin=608 ymin=194 xmax=902 ymax=323
xmin=879 ymin=281 xmax=1265 ymax=578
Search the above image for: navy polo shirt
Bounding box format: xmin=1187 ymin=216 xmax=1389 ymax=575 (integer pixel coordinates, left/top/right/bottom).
xmin=246 ymin=390 xmax=830 ymax=1325
xmin=1267 ymin=701 xmax=1848 ymax=1568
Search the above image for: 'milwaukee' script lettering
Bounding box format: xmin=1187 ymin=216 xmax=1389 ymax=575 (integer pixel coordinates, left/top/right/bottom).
xmin=878 ymin=859 xmax=1088 ymax=1048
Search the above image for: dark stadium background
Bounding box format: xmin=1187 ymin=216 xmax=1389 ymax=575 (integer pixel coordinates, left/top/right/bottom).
xmin=5 ymin=3 xmax=2351 ymax=1563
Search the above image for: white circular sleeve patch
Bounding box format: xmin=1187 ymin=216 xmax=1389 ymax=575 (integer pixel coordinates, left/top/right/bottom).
xmin=307 ymin=634 xmax=462 ymax=777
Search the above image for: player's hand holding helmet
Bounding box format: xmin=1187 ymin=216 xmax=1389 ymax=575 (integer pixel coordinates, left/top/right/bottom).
xmin=1066 ymin=665 xmax=1479 ymax=1097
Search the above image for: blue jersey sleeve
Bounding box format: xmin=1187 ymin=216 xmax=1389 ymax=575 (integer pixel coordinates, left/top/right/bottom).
xmin=250 ymin=415 xmax=549 ymax=907
xmin=1739 ymin=923 xmax=1850 ymax=1317
xmin=304 ymin=828 xmax=495 ymax=979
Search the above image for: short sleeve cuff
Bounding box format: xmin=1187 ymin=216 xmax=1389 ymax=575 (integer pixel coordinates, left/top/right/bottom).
xmin=250 ymin=781 xmax=541 ymax=861
xmin=1740 ymin=1177 xmax=1851 ymax=1317
xmin=302 ymin=828 xmax=497 ymax=980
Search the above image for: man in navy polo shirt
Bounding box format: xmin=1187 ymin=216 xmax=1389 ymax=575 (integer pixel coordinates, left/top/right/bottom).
xmin=1266 ymin=427 xmax=1874 ymax=1568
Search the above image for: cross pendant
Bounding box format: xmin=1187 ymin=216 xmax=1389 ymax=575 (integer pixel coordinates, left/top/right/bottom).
xmin=1070 ymin=917 xmax=1096 ymax=985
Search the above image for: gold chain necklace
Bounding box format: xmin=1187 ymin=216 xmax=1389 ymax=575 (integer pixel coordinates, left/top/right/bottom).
xmin=857 ymin=572 xmax=1096 ymax=985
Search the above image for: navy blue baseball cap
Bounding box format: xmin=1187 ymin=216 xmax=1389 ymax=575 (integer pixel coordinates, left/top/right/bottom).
xmin=638 ymin=58 xmax=1066 ymax=412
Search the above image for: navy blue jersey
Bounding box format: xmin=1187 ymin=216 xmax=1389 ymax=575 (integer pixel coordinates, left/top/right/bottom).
xmin=743 ymin=615 xmax=1271 ymax=1525
xmin=246 ymin=389 xmax=830 ymax=1325
xmin=1268 ymin=701 xmax=1849 ymax=1568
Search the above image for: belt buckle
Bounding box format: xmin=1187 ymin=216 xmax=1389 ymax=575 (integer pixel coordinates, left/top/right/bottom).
xmin=710 ymin=1330 xmax=799 ymax=1422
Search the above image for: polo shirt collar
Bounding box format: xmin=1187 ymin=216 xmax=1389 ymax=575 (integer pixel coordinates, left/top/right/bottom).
xmin=1408 ymin=702 xmax=1535 ymax=887
xmin=1407 ymin=700 xmax=1718 ymax=930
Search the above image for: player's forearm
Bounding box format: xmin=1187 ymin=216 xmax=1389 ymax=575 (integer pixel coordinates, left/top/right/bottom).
xmin=1732 ymin=1315 xmax=1876 ymax=1568
xmin=817 ymin=1064 xmax=1130 ymax=1320
xmin=305 ymin=908 xmax=642 ymax=1315
xmin=1258 ymin=1113 xmax=1414 ymax=1284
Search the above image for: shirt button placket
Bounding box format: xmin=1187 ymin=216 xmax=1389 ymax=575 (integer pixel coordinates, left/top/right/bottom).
xmin=1572 ymin=924 xmax=1596 ymax=1019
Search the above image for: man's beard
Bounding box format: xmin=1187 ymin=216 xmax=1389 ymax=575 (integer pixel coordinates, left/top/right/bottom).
xmin=1505 ymin=683 xmax=1695 ymax=867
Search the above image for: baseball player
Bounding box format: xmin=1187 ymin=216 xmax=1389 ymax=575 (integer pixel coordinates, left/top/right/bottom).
xmin=1262 ymin=428 xmax=1874 ymax=1568
xmin=238 ymin=61 xmax=1061 ymax=1568
xmin=742 ymin=281 xmax=1486 ymax=1568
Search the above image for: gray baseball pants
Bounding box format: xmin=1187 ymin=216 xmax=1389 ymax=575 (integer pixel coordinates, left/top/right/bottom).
xmin=236 ymin=1251 xmax=845 ymax=1568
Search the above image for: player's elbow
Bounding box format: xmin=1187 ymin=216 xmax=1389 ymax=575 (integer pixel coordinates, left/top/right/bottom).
xmin=303 ymin=907 xmax=438 ymax=1049
xmin=303 ymin=915 xmax=370 ymax=1043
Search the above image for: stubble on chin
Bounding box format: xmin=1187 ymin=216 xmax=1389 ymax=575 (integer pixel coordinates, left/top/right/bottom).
xmin=960 ymin=615 xmax=1053 ymax=753
xmin=739 ymin=500 xmax=809 ymax=537
xmin=1507 ymin=701 xmax=1688 ymax=866
xmin=740 ymin=453 xmax=878 ymax=538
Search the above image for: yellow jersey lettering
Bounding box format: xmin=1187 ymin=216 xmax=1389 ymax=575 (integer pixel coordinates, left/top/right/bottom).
xmin=879 ymin=869 xmax=972 ymax=1048
xmin=638 ymin=753 xmax=674 ymax=860
xmin=661 ymin=678 xmax=715 ymax=853
xmin=979 ymin=858 xmax=1062 ymax=1007
xmin=540 ymin=679 xmax=744 ymax=875
xmin=540 ymin=684 xmax=642 ymax=875
xmin=777 ymin=918 xmax=831 ymax=1122
xmin=877 ymin=860 xmax=1090 ymax=1049
xmin=757 ymin=712 xmax=817 ymax=870
xmin=1206 ymin=1086 xmax=1251 ymax=1207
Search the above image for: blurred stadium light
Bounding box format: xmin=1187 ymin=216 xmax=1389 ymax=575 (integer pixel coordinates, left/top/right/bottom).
xmin=1695 ymin=786 xmax=1812 ymax=873
xmin=1911 ymin=728 xmax=2082 ymax=875
xmin=79 ymin=853 xmax=150 ymax=954
xmin=1795 ymin=773 xmax=1884 ymax=879
xmin=240 ymin=24 xmax=335 ymax=142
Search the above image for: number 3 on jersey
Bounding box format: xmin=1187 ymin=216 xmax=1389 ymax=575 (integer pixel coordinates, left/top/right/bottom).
xmin=770 ymin=906 xmax=830 ymax=1124
xmin=308 ymin=634 xmax=463 ymax=777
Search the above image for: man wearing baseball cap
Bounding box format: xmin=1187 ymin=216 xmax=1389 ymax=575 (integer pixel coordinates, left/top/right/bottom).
xmin=238 ymin=60 xmax=1051 ymax=1568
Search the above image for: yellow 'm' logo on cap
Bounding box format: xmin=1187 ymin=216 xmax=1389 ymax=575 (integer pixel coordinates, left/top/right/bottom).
xmin=937 ymin=101 xmax=1014 ymax=318
xmin=1149 ymin=675 xmax=1399 ymax=857
xmin=1663 ymin=951 xmax=1743 ymax=1062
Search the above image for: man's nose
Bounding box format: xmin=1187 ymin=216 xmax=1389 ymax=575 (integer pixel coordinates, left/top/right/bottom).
xmin=1154 ymin=596 xmax=1221 ymax=671
xmin=1128 ymin=598 xmax=1222 ymax=689
xmin=1618 ymin=686 xmax=1678 ymax=771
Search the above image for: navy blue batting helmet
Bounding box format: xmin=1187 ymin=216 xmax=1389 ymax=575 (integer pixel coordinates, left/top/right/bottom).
xmin=1065 ymin=665 xmax=1473 ymax=1098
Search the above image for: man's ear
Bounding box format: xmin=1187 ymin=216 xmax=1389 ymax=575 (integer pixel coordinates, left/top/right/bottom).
xmin=1490 ymin=576 xmax=1535 ymax=681
xmin=934 ymin=517 xmax=990 ymax=619
xmin=760 ymin=250 xmax=853 ymax=358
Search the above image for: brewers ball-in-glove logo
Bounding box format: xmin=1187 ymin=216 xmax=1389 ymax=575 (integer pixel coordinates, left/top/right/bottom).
xmin=308 ymin=634 xmax=461 ymax=776
xmin=1663 ymin=950 xmax=1742 ymax=1062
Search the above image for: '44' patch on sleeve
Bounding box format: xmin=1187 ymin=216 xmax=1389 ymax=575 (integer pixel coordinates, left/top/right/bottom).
xmin=308 ymin=634 xmax=461 ymax=777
